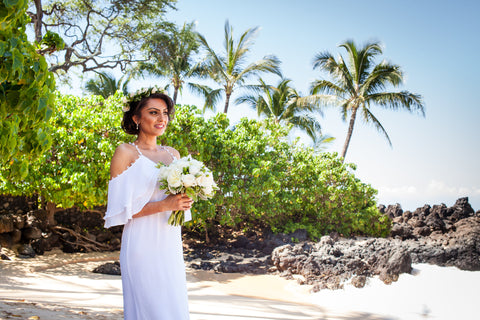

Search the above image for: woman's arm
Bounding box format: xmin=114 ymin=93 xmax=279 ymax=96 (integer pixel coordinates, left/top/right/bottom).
xmin=132 ymin=194 xmax=193 ymax=218
xmin=109 ymin=144 xmax=192 ymax=219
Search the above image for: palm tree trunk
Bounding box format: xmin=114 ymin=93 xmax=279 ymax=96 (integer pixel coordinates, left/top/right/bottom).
xmin=223 ymin=92 xmax=231 ymax=114
xmin=173 ymin=86 xmax=179 ymax=105
xmin=341 ymin=107 xmax=358 ymax=161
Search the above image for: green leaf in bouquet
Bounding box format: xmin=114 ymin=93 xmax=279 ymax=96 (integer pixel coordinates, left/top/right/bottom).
xmin=185 ymin=187 xmax=197 ymax=201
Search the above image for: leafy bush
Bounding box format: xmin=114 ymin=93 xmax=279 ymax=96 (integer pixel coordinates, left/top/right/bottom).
xmin=0 ymin=0 xmax=56 ymax=177
xmin=161 ymin=105 xmax=390 ymax=238
xmin=0 ymin=94 xmax=390 ymax=238
xmin=0 ymin=92 xmax=129 ymax=223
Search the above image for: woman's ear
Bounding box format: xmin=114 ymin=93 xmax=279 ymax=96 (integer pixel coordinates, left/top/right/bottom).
xmin=132 ymin=114 xmax=139 ymax=126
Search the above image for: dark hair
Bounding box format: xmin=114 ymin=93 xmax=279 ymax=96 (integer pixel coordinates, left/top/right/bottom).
xmin=121 ymin=93 xmax=175 ymax=135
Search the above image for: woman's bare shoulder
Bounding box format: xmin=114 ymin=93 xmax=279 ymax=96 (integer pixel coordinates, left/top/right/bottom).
xmin=164 ymin=146 xmax=181 ymax=160
xmin=110 ymin=143 xmax=139 ymax=179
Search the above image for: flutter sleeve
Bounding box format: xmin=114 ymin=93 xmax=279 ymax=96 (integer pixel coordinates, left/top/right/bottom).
xmin=104 ymin=160 xmax=158 ymax=228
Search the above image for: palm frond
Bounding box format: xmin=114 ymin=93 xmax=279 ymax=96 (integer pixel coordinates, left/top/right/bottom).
xmin=289 ymin=113 xmax=322 ymax=141
xmin=366 ymin=91 xmax=425 ymax=116
xmin=361 ymin=107 xmax=392 ymax=146
xmin=188 ymin=83 xmax=223 ymax=113
xmin=238 ymin=55 xmax=282 ymax=80
xmin=361 ymin=62 xmax=403 ymax=95
xmin=298 ymin=93 xmax=342 ymax=109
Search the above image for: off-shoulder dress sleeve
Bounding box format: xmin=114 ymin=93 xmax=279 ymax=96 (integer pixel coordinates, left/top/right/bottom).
xmin=104 ymin=159 xmax=158 ymax=228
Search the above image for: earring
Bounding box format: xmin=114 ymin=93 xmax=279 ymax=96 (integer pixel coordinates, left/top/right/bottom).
xmin=136 ymin=122 xmax=139 ymax=130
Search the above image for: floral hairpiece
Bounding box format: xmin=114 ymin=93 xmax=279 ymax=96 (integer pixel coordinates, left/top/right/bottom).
xmin=121 ymin=86 xmax=165 ymax=112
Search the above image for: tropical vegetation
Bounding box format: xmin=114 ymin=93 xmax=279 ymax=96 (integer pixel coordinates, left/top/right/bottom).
xmin=0 ymin=93 xmax=390 ymax=239
xmin=1 ymin=2 xmax=427 ymax=240
xmin=27 ymin=0 xmax=177 ymax=73
xmin=0 ymin=0 xmax=56 ymax=177
xmin=236 ymin=78 xmax=331 ymax=145
xmin=84 ymin=72 xmax=130 ymax=98
xmin=309 ymin=40 xmax=425 ymax=160
xmin=194 ymin=20 xmax=281 ymax=114
xmin=139 ymin=21 xmax=201 ymax=105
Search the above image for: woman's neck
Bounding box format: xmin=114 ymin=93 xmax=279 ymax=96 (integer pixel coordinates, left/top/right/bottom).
xmin=135 ymin=134 xmax=158 ymax=151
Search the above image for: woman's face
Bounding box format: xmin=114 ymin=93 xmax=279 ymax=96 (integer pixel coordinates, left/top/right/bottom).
xmin=134 ymin=98 xmax=169 ymax=136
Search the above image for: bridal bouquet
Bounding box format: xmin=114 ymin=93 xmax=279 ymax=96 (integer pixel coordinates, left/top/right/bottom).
xmin=156 ymin=155 xmax=218 ymax=226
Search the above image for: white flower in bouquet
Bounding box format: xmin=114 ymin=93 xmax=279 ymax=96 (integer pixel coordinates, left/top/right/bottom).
xmin=166 ymin=168 xmax=182 ymax=189
xmin=181 ymin=174 xmax=196 ymax=188
xmin=156 ymin=155 xmax=218 ymax=226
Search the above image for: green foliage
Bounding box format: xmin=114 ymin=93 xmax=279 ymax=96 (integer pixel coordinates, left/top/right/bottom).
xmin=31 ymin=0 xmax=177 ymax=73
xmin=310 ymin=40 xmax=425 ymax=160
xmin=236 ymin=78 xmax=330 ymax=145
xmin=0 ymin=92 xmax=130 ymax=209
xmin=161 ymin=105 xmax=390 ymax=238
xmin=84 ymin=71 xmax=130 ymax=98
xmin=0 ymin=92 xmax=389 ymax=238
xmin=0 ymin=0 xmax=56 ymax=178
xmin=140 ymin=21 xmax=201 ymax=104
xmin=38 ymin=30 xmax=65 ymax=54
xmin=196 ymin=20 xmax=281 ymax=114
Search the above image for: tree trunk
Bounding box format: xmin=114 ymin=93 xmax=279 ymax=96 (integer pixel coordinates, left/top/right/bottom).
xmin=33 ymin=0 xmax=43 ymax=43
xmin=46 ymin=201 xmax=57 ymax=226
xmin=173 ymin=86 xmax=179 ymax=105
xmin=223 ymin=92 xmax=231 ymax=114
xmin=204 ymin=222 xmax=210 ymax=244
xmin=341 ymin=107 xmax=358 ymax=161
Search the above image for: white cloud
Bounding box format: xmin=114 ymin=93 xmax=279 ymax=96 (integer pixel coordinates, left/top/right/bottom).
xmin=427 ymin=180 xmax=457 ymax=195
xmin=426 ymin=179 xmax=478 ymax=197
xmin=381 ymin=185 xmax=417 ymax=195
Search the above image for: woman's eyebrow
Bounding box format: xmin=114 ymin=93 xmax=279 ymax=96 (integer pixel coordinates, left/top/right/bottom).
xmin=146 ymin=107 xmax=167 ymax=111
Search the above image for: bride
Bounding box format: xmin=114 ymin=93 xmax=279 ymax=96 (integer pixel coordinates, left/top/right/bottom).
xmin=104 ymin=88 xmax=192 ymax=319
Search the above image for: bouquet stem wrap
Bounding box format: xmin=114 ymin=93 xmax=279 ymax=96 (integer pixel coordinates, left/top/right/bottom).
xmin=169 ymin=210 xmax=185 ymax=226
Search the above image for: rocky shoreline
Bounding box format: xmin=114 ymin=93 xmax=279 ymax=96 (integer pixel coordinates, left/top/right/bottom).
xmin=1 ymin=196 xmax=479 ymax=292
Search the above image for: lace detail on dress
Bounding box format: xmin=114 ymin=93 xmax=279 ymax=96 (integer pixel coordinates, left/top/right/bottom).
xmin=161 ymin=146 xmax=177 ymax=161
xmin=131 ymin=142 xmax=143 ymax=156
xmin=131 ymin=142 xmax=178 ymax=162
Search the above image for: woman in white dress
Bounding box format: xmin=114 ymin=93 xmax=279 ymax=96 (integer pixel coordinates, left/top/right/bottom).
xmin=104 ymin=90 xmax=192 ymax=320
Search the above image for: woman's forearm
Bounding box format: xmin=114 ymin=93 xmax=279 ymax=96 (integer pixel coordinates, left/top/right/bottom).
xmin=132 ymin=200 xmax=170 ymax=219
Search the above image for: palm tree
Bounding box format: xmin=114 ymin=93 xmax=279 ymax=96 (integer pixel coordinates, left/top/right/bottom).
xmin=84 ymin=71 xmax=130 ymax=98
xmin=309 ymin=40 xmax=425 ymax=160
xmin=196 ymin=20 xmax=281 ymax=114
xmin=139 ymin=22 xmax=202 ymax=105
xmin=236 ymin=78 xmax=332 ymax=145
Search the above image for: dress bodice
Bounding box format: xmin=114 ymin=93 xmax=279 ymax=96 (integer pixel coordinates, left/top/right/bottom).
xmin=104 ymin=143 xmax=191 ymax=228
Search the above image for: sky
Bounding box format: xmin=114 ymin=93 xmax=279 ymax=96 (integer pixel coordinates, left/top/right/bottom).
xmin=69 ymin=0 xmax=480 ymax=211
xmin=161 ymin=0 xmax=480 ymax=211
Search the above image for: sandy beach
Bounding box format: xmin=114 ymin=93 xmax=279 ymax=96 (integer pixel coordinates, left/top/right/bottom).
xmin=0 ymin=249 xmax=478 ymax=320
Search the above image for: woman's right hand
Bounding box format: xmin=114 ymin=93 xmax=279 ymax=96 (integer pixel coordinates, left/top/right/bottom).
xmin=163 ymin=194 xmax=193 ymax=212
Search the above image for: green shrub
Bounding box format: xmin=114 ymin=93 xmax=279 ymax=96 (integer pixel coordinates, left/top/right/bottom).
xmin=161 ymin=105 xmax=390 ymax=238
xmin=0 ymin=0 xmax=56 ymax=177
xmin=0 ymin=95 xmax=390 ymax=238
xmin=0 ymin=92 xmax=129 ymax=223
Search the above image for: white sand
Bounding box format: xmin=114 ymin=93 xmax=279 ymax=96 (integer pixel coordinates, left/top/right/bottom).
xmin=0 ymin=249 xmax=478 ymax=320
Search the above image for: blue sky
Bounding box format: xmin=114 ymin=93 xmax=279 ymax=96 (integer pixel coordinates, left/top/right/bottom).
xmin=63 ymin=0 xmax=479 ymax=211
xmin=162 ymin=0 xmax=480 ymax=211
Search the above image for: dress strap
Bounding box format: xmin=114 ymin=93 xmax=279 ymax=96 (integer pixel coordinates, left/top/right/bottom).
xmin=130 ymin=142 xmax=143 ymax=156
xmin=160 ymin=146 xmax=178 ymax=161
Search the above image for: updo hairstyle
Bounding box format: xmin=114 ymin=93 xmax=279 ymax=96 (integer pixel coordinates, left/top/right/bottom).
xmin=121 ymin=93 xmax=175 ymax=135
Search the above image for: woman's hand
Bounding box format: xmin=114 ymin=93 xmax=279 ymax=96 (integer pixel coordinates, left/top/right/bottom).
xmin=163 ymin=193 xmax=193 ymax=212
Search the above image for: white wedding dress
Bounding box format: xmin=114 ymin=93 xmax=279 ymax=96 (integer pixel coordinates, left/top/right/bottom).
xmin=104 ymin=144 xmax=190 ymax=320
